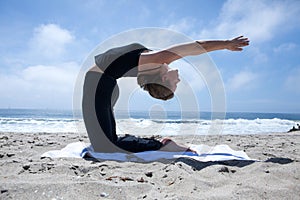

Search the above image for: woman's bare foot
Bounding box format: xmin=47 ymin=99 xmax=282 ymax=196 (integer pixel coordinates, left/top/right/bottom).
xmin=159 ymin=138 xmax=196 ymax=153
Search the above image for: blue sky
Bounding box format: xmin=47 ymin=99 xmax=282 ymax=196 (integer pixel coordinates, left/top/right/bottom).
xmin=0 ymin=0 xmax=300 ymax=113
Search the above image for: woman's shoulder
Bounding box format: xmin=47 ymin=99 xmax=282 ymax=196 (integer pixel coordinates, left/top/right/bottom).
xmin=88 ymin=65 xmax=103 ymax=73
xmin=98 ymin=43 xmax=147 ymax=57
xmin=113 ymin=43 xmax=148 ymax=52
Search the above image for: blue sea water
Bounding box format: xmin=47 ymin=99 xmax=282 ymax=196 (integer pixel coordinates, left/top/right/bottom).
xmin=0 ymin=109 xmax=299 ymax=134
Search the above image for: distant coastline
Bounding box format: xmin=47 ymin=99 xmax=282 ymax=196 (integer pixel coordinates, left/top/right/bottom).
xmin=0 ymin=109 xmax=299 ymax=134
xmin=1 ymin=108 xmax=299 ymax=120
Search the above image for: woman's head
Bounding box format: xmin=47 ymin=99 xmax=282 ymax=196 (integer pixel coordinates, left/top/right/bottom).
xmin=137 ymin=64 xmax=180 ymax=101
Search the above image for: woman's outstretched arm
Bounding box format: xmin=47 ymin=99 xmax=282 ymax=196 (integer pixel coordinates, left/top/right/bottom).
xmin=139 ymin=36 xmax=249 ymax=65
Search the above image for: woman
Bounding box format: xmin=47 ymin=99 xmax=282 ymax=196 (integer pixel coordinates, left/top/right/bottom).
xmin=82 ymin=36 xmax=249 ymax=153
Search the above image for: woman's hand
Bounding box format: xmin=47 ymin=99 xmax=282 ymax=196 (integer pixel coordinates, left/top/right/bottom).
xmin=225 ymin=36 xmax=250 ymax=51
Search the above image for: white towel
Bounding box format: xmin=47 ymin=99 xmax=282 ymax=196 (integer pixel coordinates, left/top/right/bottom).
xmin=41 ymin=142 xmax=252 ymax=162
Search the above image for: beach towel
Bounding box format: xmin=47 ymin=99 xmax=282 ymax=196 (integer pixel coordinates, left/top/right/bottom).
xmin=41 ymin=142 xmax=252 ymax=162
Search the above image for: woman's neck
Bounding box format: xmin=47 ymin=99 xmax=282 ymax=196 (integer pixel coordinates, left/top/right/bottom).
xmin=138 ymin=63 xmax=162 ymax=75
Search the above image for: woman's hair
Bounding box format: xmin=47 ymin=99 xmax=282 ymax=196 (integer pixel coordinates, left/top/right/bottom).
xmin=137 ymin=73 xmax=174 ymax=101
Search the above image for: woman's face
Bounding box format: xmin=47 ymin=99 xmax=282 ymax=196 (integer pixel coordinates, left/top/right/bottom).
xmin=160 ymin=63 xmax=181 ymax=92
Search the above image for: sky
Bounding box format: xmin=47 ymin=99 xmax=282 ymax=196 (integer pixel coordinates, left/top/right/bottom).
xmin=0 ymin=0 xmax=300 ymax=113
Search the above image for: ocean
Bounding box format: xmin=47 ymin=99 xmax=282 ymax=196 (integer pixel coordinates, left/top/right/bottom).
xmin=0 ymin=109 xmax=299 ymax=135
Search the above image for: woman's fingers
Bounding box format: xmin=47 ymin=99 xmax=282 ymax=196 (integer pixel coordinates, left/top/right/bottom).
xmin=235 ymin=35 xmax=244 ymax=40
xmin=233 ymin=36 xmax=249 ymax=43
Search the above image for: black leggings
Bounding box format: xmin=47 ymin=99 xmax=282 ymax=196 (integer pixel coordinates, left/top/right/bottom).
xmin=94 ymin=73 xmax=119 ymax=143
xmin=82 ymin=71 xmax=162 ymax=153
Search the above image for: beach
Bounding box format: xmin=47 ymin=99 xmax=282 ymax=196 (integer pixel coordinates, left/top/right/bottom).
xmin=0 ymin=131 xmax=299 ymax=200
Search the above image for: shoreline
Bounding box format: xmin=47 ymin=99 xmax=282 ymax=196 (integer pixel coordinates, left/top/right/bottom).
xmin=1 ymin=131 xmax=299 ymax=199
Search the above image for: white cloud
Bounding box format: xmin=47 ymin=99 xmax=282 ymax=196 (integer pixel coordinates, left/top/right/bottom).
xmin=115 ymin=78 xmax=138 ymax=110
xmin=249 ymin=47 xmax=269 ymax=64
xmin=227 ymin=71 xmax=258 ymax=91
xmin=167 ymin=18 xmax=196 ymax=34
xmin=0 ymin=62 xmax=80 ymax=109
xmin=23 ymin=63 xmax=77 ymax=90
xmin=273 ymin=43 xmax=298 ymax=53
xmin=29 ymin=24 xmax=74 ymax=59
xmin=199 ymin=0 xmax=300 ymax=42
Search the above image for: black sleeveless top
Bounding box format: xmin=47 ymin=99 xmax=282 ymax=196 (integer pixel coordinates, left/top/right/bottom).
xmin=89 ymin=43 xmax=163 ymax=153
xmin=94 ymin=43 xmax=149 ymax=79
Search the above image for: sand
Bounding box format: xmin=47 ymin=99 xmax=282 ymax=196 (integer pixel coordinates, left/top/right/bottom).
xmin=0 ymin=131 xmax=299 ymax=200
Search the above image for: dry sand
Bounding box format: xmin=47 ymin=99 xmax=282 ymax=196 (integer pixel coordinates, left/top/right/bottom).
xmin=0 ymin=131 xmax=299 ymax=200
